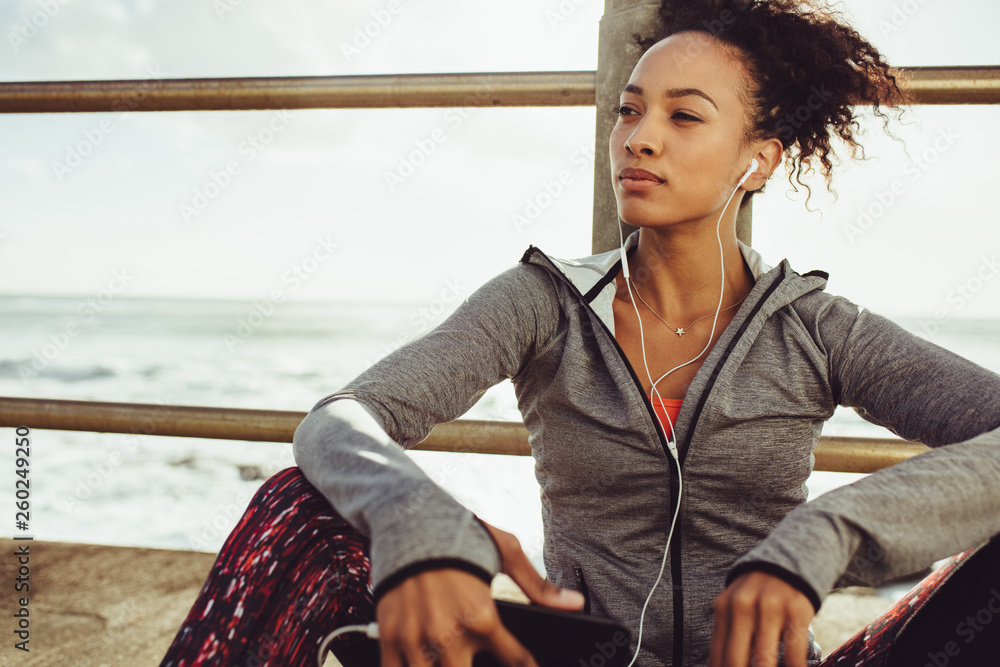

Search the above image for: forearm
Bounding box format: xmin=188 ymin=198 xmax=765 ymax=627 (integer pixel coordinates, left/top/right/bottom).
xmin=293 ymin=398 xmax=501 ymax=599
xmin=732 ymin=424 xmax=1000 ymax=605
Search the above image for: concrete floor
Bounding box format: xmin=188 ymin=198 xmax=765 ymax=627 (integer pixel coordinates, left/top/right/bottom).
xmin=0 ymin=539 xmax=896 ymax=666
xmin=0 ymin=539 xmax=217 ymax=667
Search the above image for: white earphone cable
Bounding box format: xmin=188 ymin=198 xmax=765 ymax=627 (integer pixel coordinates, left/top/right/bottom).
xmin=316 ymin=622 xmax=380 ymax=667
xmin=621 ymin=165 xmax=751 ymax=666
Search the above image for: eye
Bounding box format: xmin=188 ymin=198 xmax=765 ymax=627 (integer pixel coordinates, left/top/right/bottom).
xmin=614 ymin=104 xmax=639 ymax=118
xmin=673 ymin=111 xmax=702 ymax=122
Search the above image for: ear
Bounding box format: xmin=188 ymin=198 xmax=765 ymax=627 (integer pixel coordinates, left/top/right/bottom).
xmin=742 ymin=137 xmax=784 ymax=191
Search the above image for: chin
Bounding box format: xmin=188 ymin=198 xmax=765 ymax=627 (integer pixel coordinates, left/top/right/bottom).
xmin=618 ymin=195 xmax=721 ymax=231
xmin=616 ymin=199 xmax=670 ymax=229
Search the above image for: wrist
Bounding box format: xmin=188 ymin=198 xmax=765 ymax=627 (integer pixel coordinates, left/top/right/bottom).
xmin=374 ymin=558 xmax=494 ymax=605
xmin=726 ymin=561 xmax=822 ymax=613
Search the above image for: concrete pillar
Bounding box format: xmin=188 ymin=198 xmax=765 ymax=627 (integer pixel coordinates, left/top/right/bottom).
xmin=590 ymin=0 xmax=752 ymax=253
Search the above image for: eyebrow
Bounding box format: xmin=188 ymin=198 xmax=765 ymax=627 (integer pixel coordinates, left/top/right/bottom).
xmin=621 ymin=84 xmax=719 ymax=111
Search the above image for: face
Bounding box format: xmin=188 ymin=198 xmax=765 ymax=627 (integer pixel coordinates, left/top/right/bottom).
xmin=610 ymin=31 xmax=756 ymax=229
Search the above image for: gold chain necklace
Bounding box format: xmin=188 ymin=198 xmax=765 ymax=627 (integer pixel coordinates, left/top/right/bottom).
xmin=628 ymin=277 xmax=747 ymax=337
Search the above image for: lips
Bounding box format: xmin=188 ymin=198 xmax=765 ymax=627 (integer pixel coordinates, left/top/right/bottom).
xmin=618 ymin=167 xmax=664 ymax=192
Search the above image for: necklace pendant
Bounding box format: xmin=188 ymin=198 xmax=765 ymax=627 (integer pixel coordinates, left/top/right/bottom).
xmin=675 ymin=328 xmax=685 ymax=336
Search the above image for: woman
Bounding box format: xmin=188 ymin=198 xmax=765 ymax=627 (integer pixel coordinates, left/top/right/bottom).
xmin=162 ymin=1 xmax=1000 ymax=666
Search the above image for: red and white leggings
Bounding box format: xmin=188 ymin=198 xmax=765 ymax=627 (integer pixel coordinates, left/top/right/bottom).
xmin=161 ymin=466 xmax=998 ymax=667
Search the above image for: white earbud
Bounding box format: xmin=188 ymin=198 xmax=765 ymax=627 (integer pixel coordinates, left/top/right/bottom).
xmin=737 ymin=158 xmax=759 ymax=187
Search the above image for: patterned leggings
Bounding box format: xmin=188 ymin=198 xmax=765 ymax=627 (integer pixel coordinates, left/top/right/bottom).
xmin=161 ymin=467 xmax=376 ymax=667
xmin=162 ymin=466 xmax=999 ymax=667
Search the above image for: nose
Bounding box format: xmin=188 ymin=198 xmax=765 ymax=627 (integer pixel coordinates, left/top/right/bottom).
xmin=624 ymin=118 xmax=660 ymax=157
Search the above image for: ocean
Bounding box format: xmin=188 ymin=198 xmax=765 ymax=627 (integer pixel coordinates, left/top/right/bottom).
xmin=2 ymin=294 xmax=999 ymax=572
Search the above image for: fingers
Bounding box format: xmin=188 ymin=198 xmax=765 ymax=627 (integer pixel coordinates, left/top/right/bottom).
xmin=480 ymin=520 xmax=584 ymax=610
xmin=709 ymin=585 xmax=753 ymax=667
xmin=778 ymin=597 xmax=813 ymax=667
xmin=748 ymin=601 xmax=782 ymax=667
xmin=379 ymin=599 xmax=539 ymax=667
xmin=507 ymin=551 xmax=585 ymax=610
xmin=376 ymin=572 xmax=478 ymax=667
xmin=708 ymin=604 xmax=727 ymax=667
xmin=375 ymin=568 xmax=541 ymax=667
xmin=378 ymin=608 xmax=473 ymax=667
xmin=708 ymin=571 xmax=815 ymax=667
xmin=482 ymin=619 xmax=540 ymax=667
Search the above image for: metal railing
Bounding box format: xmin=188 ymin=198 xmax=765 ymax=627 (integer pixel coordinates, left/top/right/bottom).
xmin=1 ymin=66 xmax=997 ymax=113
xmin=2 ymin=56 xmax=994 ymax=473
xmin=0 ymin=397 xmax=929 ymax=474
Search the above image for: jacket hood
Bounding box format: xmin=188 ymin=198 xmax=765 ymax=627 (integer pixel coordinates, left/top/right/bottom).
xmin=521 ymin=230 xmax=828 ymax=336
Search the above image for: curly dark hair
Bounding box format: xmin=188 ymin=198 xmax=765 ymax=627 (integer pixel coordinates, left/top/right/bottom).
xmin=641 ymin=0 xmax=912 ymax=206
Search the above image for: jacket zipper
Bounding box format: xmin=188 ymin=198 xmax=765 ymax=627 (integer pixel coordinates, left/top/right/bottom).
xmin=522 ymin=246 xmax=788 ymax=666
xmin=574 ymin=567 xmax=591 ymax=615
xmin=524 ymin=247 xmax=684 ymax=661
xmin=522 ymin=247 xmax=675 ymax=460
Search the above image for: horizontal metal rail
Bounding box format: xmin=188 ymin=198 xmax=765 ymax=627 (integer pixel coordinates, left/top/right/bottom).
xmin=1 ymin=67 xmax=998 ymax=114
xmin=905 ymin=66 xmax=1000 ymax=104
xmin=0 ymin=72 xmax=596 ymax=113
xmin=0 ymin=397 xmax=929 ymax=473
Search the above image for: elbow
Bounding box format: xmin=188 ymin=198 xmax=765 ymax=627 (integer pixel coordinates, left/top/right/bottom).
xmin=292 ymin=407 xmax=328 ymax=472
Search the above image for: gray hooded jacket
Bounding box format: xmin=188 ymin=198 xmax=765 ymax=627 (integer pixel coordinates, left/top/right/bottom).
xmin=293 ymin=232 xmax=1000 ymax=665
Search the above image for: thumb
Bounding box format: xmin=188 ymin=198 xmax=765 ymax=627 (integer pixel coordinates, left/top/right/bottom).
xmin=498 ymin=541 xmax=585 ymax=611
xmin=522 ymin=574 xmax=587 ymax=611
xmin=480 ymin=519 xmax=585 ymax=610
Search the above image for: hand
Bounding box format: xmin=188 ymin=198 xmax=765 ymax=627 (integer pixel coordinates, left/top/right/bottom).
xmin=479 ymin=519 xmax=587 ymax=611
xmin=708 ymin=571 xmax=815 ymax=667
xmin=375 ymin=520 xmax=584 ymax=666
xmin=376 ymin=569 xmax=534 ymax=667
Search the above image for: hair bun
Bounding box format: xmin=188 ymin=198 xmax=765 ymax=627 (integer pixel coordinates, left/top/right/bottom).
xmin=644 ymin=0 xmax=910 ymax=206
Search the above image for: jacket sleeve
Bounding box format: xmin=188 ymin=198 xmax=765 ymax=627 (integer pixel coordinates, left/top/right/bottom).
xmin=729 ymin=297 xmax=1000 ymax=609
xmin=292 ymin=262 xmax=562 ymax=602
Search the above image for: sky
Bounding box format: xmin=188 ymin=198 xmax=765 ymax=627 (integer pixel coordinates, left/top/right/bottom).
xmin=1 ymin=0 xmax=999 ymax=320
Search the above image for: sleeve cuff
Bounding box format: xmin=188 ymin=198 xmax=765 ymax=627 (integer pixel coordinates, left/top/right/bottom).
xmin=726 ymin=561 xmax=823 ymax=613
xmin=368 ymin=503 xmax=502 ymax=600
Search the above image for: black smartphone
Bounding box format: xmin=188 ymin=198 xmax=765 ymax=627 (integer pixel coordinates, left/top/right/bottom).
xmin=328 ymin=598 xmax=633 ymax=667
